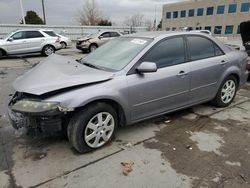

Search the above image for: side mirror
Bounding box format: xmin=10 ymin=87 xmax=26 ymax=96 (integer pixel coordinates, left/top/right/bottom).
xmin=98 ymin=36 xmax=104 ymax=39
xmin=8 ymin=37 xmax=14 ymax=42
xmin=136 ymin=62 xmax=157 ymax=73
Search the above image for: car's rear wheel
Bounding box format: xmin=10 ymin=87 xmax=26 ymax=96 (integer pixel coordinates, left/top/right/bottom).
xmin=212 ymin=75 xmax=237 ymax=107
xmin=42 ymin=45 xmax=55 ymax=56
xmin=89 ymin=44 xmax=97 ymax=52
xmin=67 ymin=103 xmax=117 ymax=153
xmin=0 ymin=50 xmax=3 ymax=59
xmin=60 ymin=42 xmax=67 ymax=49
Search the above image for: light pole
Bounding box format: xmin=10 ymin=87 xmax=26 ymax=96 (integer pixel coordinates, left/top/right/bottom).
xmin=42 ymin=0 xmax=46 ymax=24
xmin=19 ymin=0 xmax=26 ymax=24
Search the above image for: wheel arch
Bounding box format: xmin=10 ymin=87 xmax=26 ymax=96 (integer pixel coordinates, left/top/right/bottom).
xmin=0 ymin=48 xmax=7 ymax=56
xmin=74 ymin=98 xmax=127 ymax=127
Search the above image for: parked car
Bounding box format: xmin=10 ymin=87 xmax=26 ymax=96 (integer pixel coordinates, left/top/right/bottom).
xmin=8 ymin=32 xmax=249 ymax=153
xmin=240 ymin=21 xmax=250 ymax=56
xmin=76 ymin=31 xmax=122 ymax=52
xmin=57 ymin=34 xmax=72 ymax=48
xmin=0 ymin=29 xmax=61 ymax=58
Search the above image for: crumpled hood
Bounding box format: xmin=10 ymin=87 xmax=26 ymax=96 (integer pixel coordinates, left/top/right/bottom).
xmin=13 ymin=54 xmax=114 ymax=95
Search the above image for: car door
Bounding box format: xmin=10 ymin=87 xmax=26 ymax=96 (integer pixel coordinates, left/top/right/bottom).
xmin=127 ymin=36 xmax=190 ymax=121
xmin=25 ymin=31 xmax=45 ymax=53
xmin=98 ymin=32 xmax=111 ymax=46
xmin=6 ymin=31 xmax=28 ymax=54
xmin=186 ymin=35 xmax=226 ymax=103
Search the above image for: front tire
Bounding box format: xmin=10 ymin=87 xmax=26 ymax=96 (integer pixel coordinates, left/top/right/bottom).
xmin=212 ymin=75 xmax=237 ymax=107
xmin=42 ymin=45 xmax=55 ymax=56
xmin=67 ymin=103 xmax=117 ymax=153
xmin=89 ymin=44 xmax=97 ymax=53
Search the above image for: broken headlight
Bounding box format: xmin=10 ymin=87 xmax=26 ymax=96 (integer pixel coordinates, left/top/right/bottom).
xmin=11 ymin=100 xmax=73 ymax=113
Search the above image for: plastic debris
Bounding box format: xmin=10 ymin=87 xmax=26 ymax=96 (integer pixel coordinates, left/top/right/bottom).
xmin=173 ymin=147 xmax=176 ymax=151
xmin=164 ymin=120 xmax=171 ymax=123
xmin=121 ymin=160 xmax=134 ymax=176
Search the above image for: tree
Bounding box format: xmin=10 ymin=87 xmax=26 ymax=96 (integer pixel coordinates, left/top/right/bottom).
xmin=20 ymin=11 xmax=44 ymax=25
xmin=123 ymin=14 xmax=144 ymax=27
xmin=78 ymin=0 xmax=101 ymax=25
xmin=98 ymin=19 xmax=112 ymax=26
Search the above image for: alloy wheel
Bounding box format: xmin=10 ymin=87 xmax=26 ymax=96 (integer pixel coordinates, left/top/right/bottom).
xmin=84 ymin=112 xmax=115 ymax=148
xmin=221 ymin=80 xmax=236 ymax=104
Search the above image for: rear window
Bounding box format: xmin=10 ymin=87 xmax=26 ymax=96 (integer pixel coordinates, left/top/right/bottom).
xmin=187 ymin=36 xmax=223 ymax=61
xmin=43 ymin=31 xmax=57 ymax=37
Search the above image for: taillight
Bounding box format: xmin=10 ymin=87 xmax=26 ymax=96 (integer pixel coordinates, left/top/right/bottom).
xmin=55 ymin=37 xmax=60 ymax=43
xmin=246 ymin=57 xmax=250 ymax=71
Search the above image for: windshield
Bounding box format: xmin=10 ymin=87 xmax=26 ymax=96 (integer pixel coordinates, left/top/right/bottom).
xmin=80 ymin=37 xmax=152 ymax=71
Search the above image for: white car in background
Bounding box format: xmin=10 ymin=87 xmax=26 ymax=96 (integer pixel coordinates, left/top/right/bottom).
xmin=0 ymin=29 xmax=62 ymax=57
xmin=57 ymin=34 xmax=72 ymax=48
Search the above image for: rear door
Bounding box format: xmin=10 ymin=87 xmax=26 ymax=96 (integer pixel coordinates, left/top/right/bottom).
xmin=25 ymin=31 xmax=45 ymax=53
xmin=6 ymin=31 xmax=28 ymax=54
xmin=99 ymin=32 xmax=111 ymax=46
xmin=127 ymin=36 xmax=190 ymax=121
xmin=186 ymin=35 xmax=226 ymax=103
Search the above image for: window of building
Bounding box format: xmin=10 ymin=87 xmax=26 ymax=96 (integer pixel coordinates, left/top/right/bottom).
xmin=214 ymin=26 xmax=222 ymax=34
xmin=197 ymin=8 xmax=204 ymax=16
xmin=241 ymin=3 xmax=249 ymax=12
xmin=206 ymin=7 xmax=214 ymax=15
xmin=166 ymin=28 xmax=171 ymax=31
xmin=166 ymin=12 xmax=171 ymax=19
xmin=225 ymin=25 xmax=234 ymax=34
xmin=189 ymin=9 xmax=195 ymax=17
xmin=141 ymin=37 xmax=185 ymax=68
xmin=172 ymin=27 xmax=176 ymax=31
xmin=173 ymin=11 xmax=178 ymax=18
xmin=228 ymin=4 xmax=237 ymax=13
xmin=217 ymin=5 xmax=225 ymax=14
xmin=181 ymin=10 xmax=186 ymax=18
xmin=187 ymin=36 xmax=216 ymax=61
xmin=204 ymin=26 xmax=212 ymax=31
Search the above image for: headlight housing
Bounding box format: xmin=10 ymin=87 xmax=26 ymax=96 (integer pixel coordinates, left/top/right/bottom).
xmin=11 ymin=100 xmax=73 ymax=113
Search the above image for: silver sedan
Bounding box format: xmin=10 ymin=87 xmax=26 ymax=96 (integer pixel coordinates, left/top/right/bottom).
xmin=8 ymin=32 xmax=249 ymax=153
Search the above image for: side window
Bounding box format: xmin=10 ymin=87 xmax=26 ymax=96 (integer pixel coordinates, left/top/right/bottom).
xmin=188 ymin=36 xmax=215 ymax=61
xmin=101 ymin=32 xmax=110 ymax=38
xmin=11 ymin=31 xmax=25 ymax=40
xmin=214 ymin=45 xmax=224 ymax=56
xmin=141 ymin=37 xmax=185 ymax=68
xmin=110 ymin=32 xmax=120 ymax=37
xmin=26 ymin=31 xmax=44 ymax=38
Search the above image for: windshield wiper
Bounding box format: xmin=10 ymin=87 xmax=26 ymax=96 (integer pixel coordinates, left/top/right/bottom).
xmin=82 ymin=62 xmax=100 ymax=70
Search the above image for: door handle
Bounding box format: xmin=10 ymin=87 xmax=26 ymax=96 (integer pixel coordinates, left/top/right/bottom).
xmin=22 ymin=41 xmax=27 ymax=43
xmin=220 ymin=60 xmax=228 ymax=65
xmin=177 ymin=71 xmax=188 ymax=77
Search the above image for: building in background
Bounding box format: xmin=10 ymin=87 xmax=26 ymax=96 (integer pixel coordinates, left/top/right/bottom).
xmin=162 ymin=0 xmax=250 ymax=35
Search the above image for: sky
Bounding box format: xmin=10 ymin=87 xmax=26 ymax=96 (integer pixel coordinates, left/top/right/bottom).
xmin=0 ymin=0 xmax=186 ymax=26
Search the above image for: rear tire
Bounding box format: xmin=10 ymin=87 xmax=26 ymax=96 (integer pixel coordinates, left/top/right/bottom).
xmin=42 ymin=45 xmax=55 ymax=56
xmin=212 ymin=75 xmax=238 ymax=107
xmin=67 ymin=103 xmax=117 ymax=153
xmin=60 ymin=42 xmax=67 ymax=49
xmin=0 ymin=50 xmax=3 ymax=59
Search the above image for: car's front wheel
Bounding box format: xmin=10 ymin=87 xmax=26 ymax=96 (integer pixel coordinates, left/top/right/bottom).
xmin=212 ymin=75 xmax=237 ymax=107
xmin=67 ymin=103 xmax=117 ymax=153
xmin=89 ymin=44 xmax=97 ymax=52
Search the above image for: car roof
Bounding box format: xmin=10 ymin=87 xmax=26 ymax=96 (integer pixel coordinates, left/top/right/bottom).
xmin=13 ymin=29 xmax=54 ymax=32
xmin=123 ymin=31 xmax=211 ymax=39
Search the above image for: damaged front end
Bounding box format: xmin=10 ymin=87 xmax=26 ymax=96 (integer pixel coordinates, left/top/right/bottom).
xmin=8 ymin=92 xmax=73 ymax=133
